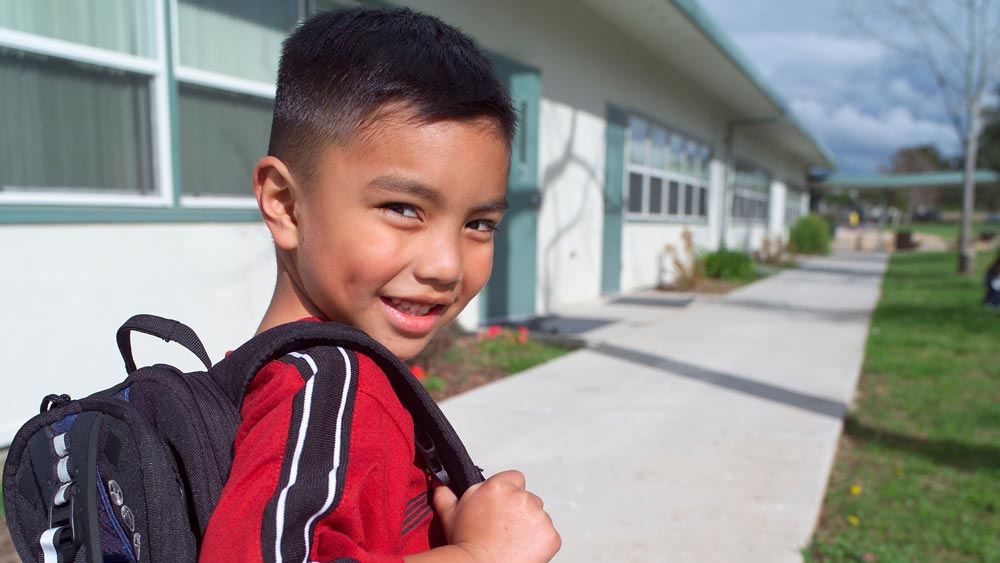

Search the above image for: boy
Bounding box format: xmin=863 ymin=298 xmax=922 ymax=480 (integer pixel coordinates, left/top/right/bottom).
xmin=199 ymin=6 xmax=561 ymax=563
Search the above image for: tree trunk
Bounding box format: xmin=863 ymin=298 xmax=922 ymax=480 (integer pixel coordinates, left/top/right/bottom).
xmin=958 ymin=102 xmax=981 ymax=275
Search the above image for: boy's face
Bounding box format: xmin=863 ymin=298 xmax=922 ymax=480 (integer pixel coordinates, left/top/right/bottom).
xmin=291 ymin=112 xmax=509 ymax=360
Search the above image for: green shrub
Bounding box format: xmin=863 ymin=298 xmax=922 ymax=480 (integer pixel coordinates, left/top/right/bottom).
xmin=789 ymin=213 xmax=831 ymax=255
xmin=700 ymin=249 xmax=756 ymax=282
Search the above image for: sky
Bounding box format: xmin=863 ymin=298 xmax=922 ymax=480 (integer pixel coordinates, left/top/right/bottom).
xmin=697 ymin=0 xmax=966 ymax=173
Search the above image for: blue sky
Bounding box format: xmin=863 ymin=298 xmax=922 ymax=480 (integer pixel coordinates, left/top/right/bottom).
xmin=697 ymin=0 xmax=962 ymax=173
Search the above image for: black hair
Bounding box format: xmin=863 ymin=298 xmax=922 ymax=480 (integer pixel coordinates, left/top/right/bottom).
xmin=268 ymin=7 xmax=516 ymax=180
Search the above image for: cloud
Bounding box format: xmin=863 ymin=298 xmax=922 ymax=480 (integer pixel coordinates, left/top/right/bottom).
xmin=792 ymin=100 xmax=959 ymax=171
xmin=738 ymin=31 xmax=888 ymax=77
xmin=793 ymin=100 xmax=957 ymax=150
xmin=696 ymin=0 xmax=966 ymax=172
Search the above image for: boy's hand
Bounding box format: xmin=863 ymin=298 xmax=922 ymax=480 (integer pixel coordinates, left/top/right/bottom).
xmin=433 ymin=470 xmax=561 ymax=563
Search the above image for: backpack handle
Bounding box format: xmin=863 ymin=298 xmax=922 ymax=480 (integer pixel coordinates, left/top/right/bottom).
xmin=117 ymin=315 xmax=213 ymax=373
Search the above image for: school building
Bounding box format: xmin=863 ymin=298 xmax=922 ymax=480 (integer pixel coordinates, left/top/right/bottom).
xmin=0 ymin=0 xmax=833 ymax=444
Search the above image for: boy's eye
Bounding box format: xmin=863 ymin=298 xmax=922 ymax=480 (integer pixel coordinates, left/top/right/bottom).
xmin=466 ymin=219 xmax=498 ymax=233
xmin=384 ymin=203 xmax=419 ymax=218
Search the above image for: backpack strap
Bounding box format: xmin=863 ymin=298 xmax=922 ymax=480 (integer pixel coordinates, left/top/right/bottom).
xmin=116 ymin=315 xmax=213 ymax=373
xmin=216 ymin=321 xmax=485 ymax=497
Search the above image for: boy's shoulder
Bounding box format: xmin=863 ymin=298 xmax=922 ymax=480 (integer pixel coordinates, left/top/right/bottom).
xmin=241 ymin=347 xmax=416 ymax=447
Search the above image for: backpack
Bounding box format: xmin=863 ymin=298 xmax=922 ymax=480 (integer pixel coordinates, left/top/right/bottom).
xmin=2 ymin=314 xmax=484 ymax=563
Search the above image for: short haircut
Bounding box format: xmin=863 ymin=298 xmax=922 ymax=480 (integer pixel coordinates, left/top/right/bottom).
xmin=268 ymin=7 xmax=517 ymax=181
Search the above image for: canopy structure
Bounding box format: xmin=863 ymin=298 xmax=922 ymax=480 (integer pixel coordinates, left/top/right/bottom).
xmin=819 ymin=170 xmax=1000 ymax=190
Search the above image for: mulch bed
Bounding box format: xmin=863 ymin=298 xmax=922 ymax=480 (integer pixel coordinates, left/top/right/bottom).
xmin=410 ymin=326 xmax=513 ymax=402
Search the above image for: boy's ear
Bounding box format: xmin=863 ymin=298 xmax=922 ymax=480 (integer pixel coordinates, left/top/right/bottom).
xmin=254 ymin=156 xmax=300 ymax=251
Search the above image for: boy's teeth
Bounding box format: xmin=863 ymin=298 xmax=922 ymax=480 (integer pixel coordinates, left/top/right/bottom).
xmin=389 ymin=298 xmax=434 ymax=316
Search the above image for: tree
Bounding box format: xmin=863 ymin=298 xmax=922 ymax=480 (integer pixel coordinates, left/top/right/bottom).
xmin=844 ymin=0 xmax=1000 ymax=273
xmin=885 ymin=144 xmax=953 ymax=172
xmin=880 ymin=144 xmax=953 ymax=212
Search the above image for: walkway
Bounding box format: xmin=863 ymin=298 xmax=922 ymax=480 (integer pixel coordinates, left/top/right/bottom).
xmin=440 ymin=251 xmax=888 ymax=562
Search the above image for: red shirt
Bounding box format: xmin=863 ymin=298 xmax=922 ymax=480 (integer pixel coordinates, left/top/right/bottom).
xmin=200 ymin=344 xmax=441 ymax=562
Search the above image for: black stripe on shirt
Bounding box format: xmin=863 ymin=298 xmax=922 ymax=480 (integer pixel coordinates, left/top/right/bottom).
xmin=260 ymin=347 xmax=358 ymax=563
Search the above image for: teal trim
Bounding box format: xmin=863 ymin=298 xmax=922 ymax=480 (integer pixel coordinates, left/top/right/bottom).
xmin=821 ymin=170 xmax=1000 ymax=189
xmin=163 ymin=0 xmax=182 ymax=205
xmin=481 ymin=53 xmax=541 ymax=322
xmin=669 ymin=0 xmax=836 ymax=168
xmin=601 ymin=104 xmax=626 ymax=295
xmin=0 ymin=206 xmax=261 ymax=224
xmin=625 ymin=216 xmax=708 ymax=225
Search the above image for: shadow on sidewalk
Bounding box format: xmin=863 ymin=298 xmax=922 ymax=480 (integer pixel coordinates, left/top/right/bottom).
xmin=844 ymin=416 xmax=1000 ymax=472
xmin=722 ymin=298 xmax=875 ymax=323
xmin=795 ymin=263 xmax=887 ymax=278
xmin=591 ymin=342 xmax=847 ymax=420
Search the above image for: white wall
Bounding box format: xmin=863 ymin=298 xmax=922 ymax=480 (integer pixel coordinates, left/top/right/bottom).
xmin=535 ymin=100 xmax=606 ymax=313
xmin=0 ymin=223 xmax=276 ymax=444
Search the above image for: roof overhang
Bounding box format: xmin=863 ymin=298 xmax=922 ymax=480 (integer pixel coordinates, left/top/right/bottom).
xmin=820 ymin=170 xmax=1000 ymax=190
xmin=575 ymin=0 xmax=835 ymax=169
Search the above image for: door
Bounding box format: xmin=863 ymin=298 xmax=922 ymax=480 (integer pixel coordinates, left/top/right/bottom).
xmin=481 ymin=54 xmax=541 ymax=323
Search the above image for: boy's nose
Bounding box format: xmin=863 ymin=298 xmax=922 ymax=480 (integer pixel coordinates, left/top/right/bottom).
xmin=414 ymin=233 xmax=462 ymax=287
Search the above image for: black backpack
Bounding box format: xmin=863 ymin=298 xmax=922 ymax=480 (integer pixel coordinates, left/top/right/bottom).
xmin=2 ymin=314 xmax=483 ymax=563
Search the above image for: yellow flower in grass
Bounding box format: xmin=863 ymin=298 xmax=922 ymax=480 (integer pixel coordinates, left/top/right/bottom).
xmin=847 ymin=515 xmax=861 ymax=526
xmin=850 ymin=484 xmax=862 ymax=496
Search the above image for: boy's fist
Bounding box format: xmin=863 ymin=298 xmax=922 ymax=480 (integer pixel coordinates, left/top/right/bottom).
xmin=434 ymin=470 xmax=561 ymax=563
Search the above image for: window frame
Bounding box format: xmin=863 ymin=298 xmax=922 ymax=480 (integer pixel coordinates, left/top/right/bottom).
xmin=729 ymin=160 xmax=771 ymax=225
xmin=785 ymin=184 xmax=807 ymax=226
xmin=0 ymin=0 xmax=305 ymax=223
xmin=0 ymin=6 xmax=173 ymax=210
xmin=170 ymin=0 xmax=280 ymax=209
xmin=623 ymin=114 xmax=711 ymax=224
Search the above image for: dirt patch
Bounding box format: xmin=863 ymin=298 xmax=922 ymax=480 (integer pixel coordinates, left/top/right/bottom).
xmin=658 ymin=277 xmax=741 ymax=294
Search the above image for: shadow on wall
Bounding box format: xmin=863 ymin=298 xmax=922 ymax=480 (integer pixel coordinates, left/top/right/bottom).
xmin=539 ymin=107 xmax=603 ymax=313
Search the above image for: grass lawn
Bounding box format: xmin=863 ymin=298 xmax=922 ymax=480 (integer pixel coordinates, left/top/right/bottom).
xmin=901 ymin=222 xmax=997 ymax=241
xmin=805 ymin=250 xmax=1000 ymax=562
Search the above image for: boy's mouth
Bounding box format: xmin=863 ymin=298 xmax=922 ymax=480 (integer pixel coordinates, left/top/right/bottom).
xmin=382 ymin=297 xmax=444 ymax=317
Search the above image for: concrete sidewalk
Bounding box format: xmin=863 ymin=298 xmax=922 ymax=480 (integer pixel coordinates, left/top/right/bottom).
xmin=440 ymin=251 xmax=888 ymax=563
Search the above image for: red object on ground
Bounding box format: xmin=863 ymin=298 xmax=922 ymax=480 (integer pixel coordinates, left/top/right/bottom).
xmin=411 ymin=365 xmax=425 ymax=380
xmin=486 ymin=325 xmax=502 ymax=339
xmin=517 ymin=326 xmax=529 ymax=344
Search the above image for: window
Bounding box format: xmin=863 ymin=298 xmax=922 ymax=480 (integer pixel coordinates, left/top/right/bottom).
xmin=0 ymin=48 xmax=155 ymax=196
xmin=785 ymin=186 xmax=807 ymax=225
xmin=0 ymin=0 xmax=315 ymax=215
xmin=174 ymin=0 xmax=296 ymax=200
xmin=0 ymin=2 xmax=159 ymax=201
xmin=730 ymin=163 xmax=770 ymax=223
xmin=625 ymin=116 xmax=710 ymax=220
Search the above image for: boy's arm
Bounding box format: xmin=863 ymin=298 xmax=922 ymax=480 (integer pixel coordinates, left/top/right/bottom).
xmin=404 ymin=471 xmax=561 ymax=563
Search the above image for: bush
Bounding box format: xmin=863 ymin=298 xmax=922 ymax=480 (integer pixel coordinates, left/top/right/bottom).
xmin=700 ymin=249 xmax=756 ymax=282
xmin=789 ymin=213 xmax=831 ymax=255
